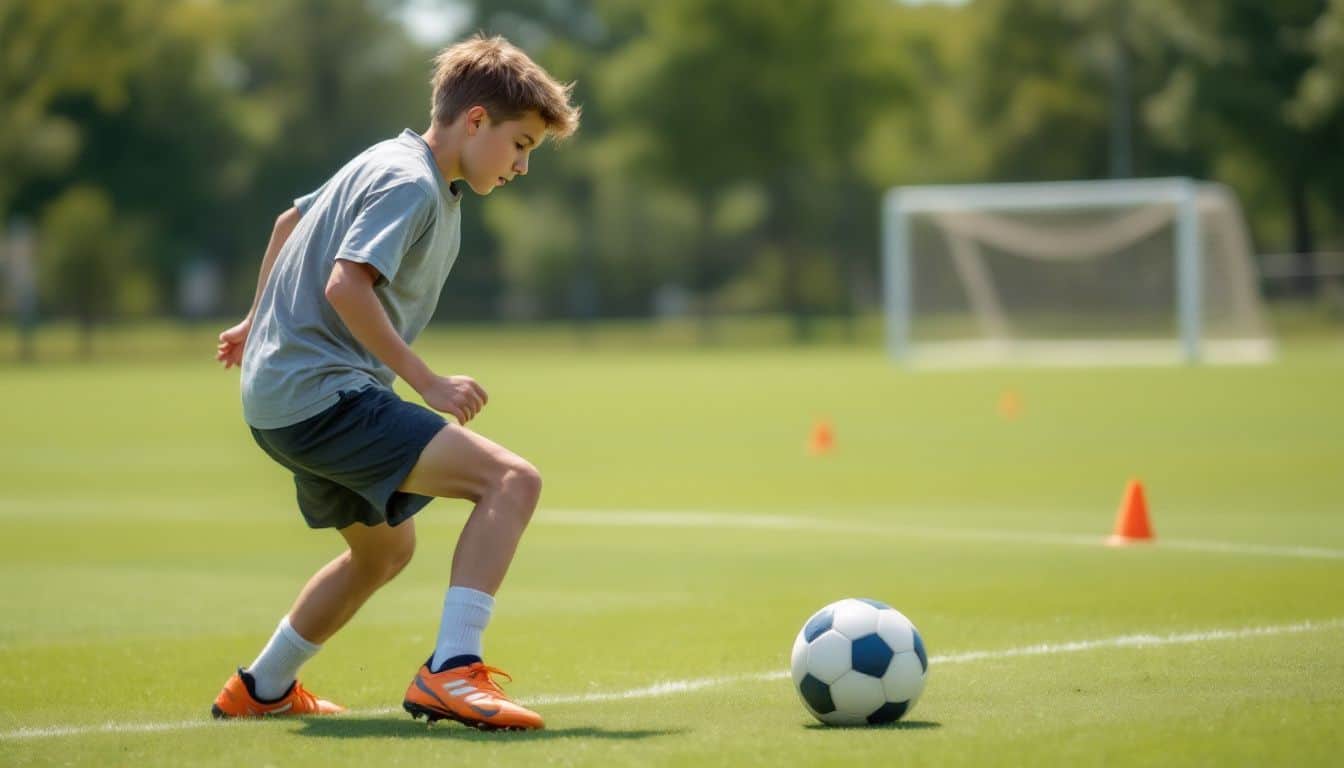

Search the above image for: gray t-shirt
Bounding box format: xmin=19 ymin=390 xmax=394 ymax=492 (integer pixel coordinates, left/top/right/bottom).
xmin=241 ymin=129 xmax=462 ymax=428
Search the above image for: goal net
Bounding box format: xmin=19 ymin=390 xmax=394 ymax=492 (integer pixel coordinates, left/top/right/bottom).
xmin=881 ymin=178 xmax=1273 ymax=367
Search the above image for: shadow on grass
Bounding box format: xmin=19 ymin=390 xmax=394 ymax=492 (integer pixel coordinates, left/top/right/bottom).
xmin=294 ymin=716 xmax=681 ymax=741
xmin=803 ymin=720 xmax=942 ymax=731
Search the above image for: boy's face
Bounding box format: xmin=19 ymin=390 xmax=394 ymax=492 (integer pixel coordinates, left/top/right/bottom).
xmin=461 ymin=108 xmax=547 ymax=195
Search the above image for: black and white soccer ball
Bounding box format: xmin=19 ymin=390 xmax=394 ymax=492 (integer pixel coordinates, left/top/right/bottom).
xmin=790 ymin=598 xmax=928 ymax=726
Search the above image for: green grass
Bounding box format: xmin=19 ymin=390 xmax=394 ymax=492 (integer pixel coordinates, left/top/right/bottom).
xmin=2 ymin=324 xmax=1343 ymax=766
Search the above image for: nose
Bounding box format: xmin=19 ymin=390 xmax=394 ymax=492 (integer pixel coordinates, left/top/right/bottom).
xmin=513 ymin=154 xmax=528 ymax=176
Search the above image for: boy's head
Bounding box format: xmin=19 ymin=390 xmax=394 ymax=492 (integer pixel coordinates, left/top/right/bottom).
xmin=431 ymin=35 xmax=580 ymax=195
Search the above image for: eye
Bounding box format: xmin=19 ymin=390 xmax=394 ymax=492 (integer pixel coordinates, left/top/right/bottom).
xmin=515 ymin=142 xmax=526 ymax=150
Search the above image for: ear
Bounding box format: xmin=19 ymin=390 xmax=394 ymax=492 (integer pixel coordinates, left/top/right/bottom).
xmin=465 ymin=105 xmax=488 ymax=136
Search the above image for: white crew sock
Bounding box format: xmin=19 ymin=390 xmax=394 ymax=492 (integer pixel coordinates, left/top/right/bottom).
xmin=430 ymin=586 xmax=495 ymax=671
xmin=245 ymin=615 xmax=321 ymax=701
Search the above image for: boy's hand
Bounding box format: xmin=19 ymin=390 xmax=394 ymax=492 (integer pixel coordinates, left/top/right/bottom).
xmin=216 ymin=318 xmax=252 ymax=369
xmin=416 ymin=375 xmax=488 ymax=424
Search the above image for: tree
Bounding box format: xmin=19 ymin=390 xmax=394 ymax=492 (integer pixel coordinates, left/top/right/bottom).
xmin=0 ymin=0 xmax=144 ymax=217
xmin=2 ymin=0 xmax=254 ymax=313
xmin=37 ymin=186 xmax=141 ymax=357
xmin=970 ymin=0 xmax=1209 ymax=182
xmin=604 ymin=0 xmax=902 ymax=339
xmin=1151 ymin=1 xmax=1343 ymax=293
xmin=446 ymin=0 xmax=657 ymax=325
xmin=1289 ymin=0 xmax=1344 ymax=257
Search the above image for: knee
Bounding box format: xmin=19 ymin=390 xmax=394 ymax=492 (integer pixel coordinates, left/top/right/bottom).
xmin=383 ymin=534 xmax=416 ymax=580
xmin=354 ymin=533 xmax=416 ymax=584
xmin=498 ymin=458 xmax=542 ymax=510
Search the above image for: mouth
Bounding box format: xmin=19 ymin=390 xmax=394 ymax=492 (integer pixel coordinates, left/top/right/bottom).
xmin=497 ymin=176 xmax=508 ymax=187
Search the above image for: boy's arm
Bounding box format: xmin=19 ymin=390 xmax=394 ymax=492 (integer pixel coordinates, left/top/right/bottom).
xmin=324 ymin=259 xmax=487 ymax=424
xmin=216 ymin=206 xmax=302 ymax=369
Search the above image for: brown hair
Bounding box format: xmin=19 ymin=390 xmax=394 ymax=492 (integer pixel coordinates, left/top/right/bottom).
xmin=430 ymin=34 xmax=580 ymax=140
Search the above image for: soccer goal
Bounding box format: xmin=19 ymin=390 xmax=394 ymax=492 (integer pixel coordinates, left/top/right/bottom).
xmin=881 ymin=178 xmax=1274 ymax=367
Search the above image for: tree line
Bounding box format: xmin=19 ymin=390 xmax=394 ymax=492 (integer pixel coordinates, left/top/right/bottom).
xmin=3 ymin=0 xmax=1341 ymax=342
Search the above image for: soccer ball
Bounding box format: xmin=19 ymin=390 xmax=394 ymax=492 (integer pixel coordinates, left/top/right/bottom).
xmin=790 ymin=598 xmax=928 ymax=726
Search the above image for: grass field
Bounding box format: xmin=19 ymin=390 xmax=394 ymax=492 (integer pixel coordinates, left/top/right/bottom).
xmin=2 ymin=324 xmax=1343 ymax=766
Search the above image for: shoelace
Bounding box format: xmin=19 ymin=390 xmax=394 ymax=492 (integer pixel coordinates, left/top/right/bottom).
xmin=465 ymin=663 xmax=513 ymax=697
xmin=291 ymin=683 xmax=322 ymax=711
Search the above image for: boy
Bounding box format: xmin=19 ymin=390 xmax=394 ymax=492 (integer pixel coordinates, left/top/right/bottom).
xmin=211 ymin=35 xmax=579 ymax=731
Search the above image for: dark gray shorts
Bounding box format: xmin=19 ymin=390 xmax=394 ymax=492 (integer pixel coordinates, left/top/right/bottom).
xmin=250 ymin=386 xmax=447 ymax=529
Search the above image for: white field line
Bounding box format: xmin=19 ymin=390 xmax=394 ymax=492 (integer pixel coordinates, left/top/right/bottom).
xmin=3 ymin=618 xmax=1342 ymax=742
xmin=540 ymin=509 xmax=1344 ymax=561
xmin=3 ymin=504 xmax=1339 ymax=560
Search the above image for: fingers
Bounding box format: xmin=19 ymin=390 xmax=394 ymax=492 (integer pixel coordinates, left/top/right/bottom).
xmin=457 ymin=394 xmax=481 ymax=423
xmin=429 ymin=377 xmax=487 ymax=424
xmin=215 ymin=342 xmax=242 ymax=369
xmin=446 ymin=403 xmax=467 ymax=425
xmin=466 ymin=388 xmax=485 ymax=418
xmin=436 ymin=389 xmax=470 ymax=424
xmin=455 ymin=378 xmax=486 ymax=421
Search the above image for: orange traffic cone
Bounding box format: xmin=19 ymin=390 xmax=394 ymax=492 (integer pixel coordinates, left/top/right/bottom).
xmin=808 ymin=419 xmax=835 ymax=456
xmin=1106 ymin=479 xmax=1154 ymax=546
xmin=997 ymin=389 xmax=1023 ymax=421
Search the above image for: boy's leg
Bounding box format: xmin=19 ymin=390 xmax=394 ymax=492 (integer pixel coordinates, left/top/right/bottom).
xmin=228 ymin=519 xmax=417 ymax=707
xmin=398 ymin=423 xmax=546 ymax=730
xmin=398 ymin=423 xmax=542 ymax=596
xmin=288 ymin=519 xmax=418 ymax=643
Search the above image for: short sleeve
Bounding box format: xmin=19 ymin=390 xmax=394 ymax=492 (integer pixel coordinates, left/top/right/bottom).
xmin=293 ymin=183 xmax=327 ymax=215
xmin=335 ymin=182 xmax=434 ymax=283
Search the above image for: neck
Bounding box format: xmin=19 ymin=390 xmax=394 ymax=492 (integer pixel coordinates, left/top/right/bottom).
xmin=420 ymin=125 xmax=463 ymax=183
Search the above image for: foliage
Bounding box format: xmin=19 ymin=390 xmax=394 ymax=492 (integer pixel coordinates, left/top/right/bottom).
xmin=3 ymin=0 xmax=1343 ymax=331
xmin=35 ymin=186 xmax=148 ymax=354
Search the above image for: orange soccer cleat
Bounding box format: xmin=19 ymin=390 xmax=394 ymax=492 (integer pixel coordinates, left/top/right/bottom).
xmin=211 ymin=669 xmax=346 ymax=719
xmin=403 ymin=660 xmax=544 ymax=731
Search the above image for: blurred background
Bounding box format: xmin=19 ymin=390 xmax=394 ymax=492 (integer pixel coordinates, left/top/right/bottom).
xmin=2 ymin=0 xmax=1343 ymax=359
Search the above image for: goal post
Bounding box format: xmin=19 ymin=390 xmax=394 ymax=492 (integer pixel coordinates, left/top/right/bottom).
xmin=881 ymin=178 xmax=1274 ymax=367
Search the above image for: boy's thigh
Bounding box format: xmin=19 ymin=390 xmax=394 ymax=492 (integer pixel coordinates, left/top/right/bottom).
xmin=399 ymin=423 xmax=533 ymax=501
